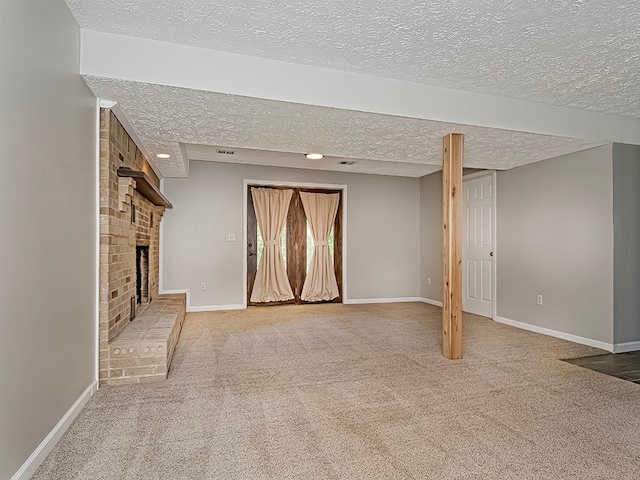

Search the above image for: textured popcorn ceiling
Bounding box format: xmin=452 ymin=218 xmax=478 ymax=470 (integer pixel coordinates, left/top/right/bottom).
xmin=84 ymin=76 xmax=600 ymax=178
xmin=69 ymin=0 xmax=640 ymax=118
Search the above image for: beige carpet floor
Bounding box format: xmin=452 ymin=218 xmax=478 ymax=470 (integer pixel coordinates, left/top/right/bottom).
xmin=32 ymin=303 xmax=640 ymax=479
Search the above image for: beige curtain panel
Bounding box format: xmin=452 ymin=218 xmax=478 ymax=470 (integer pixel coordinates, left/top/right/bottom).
xmin=300 ymin=192 xmax=340 ymax=302
xmin=250 ymin=187 xmax=294 ymax=303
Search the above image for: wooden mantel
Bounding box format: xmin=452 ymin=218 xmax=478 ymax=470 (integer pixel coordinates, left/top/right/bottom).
xmin=117 ymin=167 xmax=173 ymax=208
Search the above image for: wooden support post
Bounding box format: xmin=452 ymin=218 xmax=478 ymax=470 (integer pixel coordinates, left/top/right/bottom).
xmin=442 ymin=133 xmax=464 ymax=360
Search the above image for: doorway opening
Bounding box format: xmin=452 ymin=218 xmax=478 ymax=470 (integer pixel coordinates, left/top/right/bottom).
xmin=462 ymin=171 xmax=496 ymax=319
xmin=244 ymin=182 xmax=346 ymax=306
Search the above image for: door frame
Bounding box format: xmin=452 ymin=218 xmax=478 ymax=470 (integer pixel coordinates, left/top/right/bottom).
xmin=242 ymin=179 xmax=348 ymax=309
xmin=462 ymin=171 xmax=497 ymax=320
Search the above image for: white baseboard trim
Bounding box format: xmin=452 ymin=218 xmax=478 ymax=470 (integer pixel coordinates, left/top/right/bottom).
xmin=11 ymin=381 xmax=97 ymax=480
xmin=188 ymin=304 xmax=245 ymax=312
xmin=613 ymin=341 xmax=640 ymax=353
xmin=344 ymin=297 xmax=423 ymax=305
xmin=495 ymin=316 xmax=613 ymax=352
xmin=419 ymin=297 xmax=443 ymax=307
xmin=159 ymin=290 xmax=245 ymax=313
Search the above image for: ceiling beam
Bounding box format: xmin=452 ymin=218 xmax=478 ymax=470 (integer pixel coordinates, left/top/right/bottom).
xmin=80 ymin=29 xmax=640 ymax=147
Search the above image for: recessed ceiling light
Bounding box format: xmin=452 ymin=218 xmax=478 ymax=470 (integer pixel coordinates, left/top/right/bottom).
xmin=156 ymin=153 xmax=170 ymax=159
xmin=305 ymin=153 xmax=324 ymax=160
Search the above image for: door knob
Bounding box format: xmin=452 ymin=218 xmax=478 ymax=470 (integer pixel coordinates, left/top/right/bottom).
xmin=490 ymin=252 xmax=494 ymax=257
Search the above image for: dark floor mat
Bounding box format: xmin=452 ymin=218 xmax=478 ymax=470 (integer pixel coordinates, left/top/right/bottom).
xmin=563 ymin=351 xmax=640 ymax=384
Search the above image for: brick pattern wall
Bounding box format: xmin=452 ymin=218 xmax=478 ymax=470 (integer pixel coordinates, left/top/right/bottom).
xmin=99 ymin=109 xmax=164 ymax=384
xmin=107 ymin=294 xmax=186 ymax=385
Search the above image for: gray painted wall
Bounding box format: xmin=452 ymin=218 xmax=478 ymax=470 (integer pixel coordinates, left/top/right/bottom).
xmin=496 ymin=145 xmax=614 ymax=343
xmin=162 ymin=161 xmax=421 ymax=306
xmin=613 ymin=143 xmax=640 ymax=344
xmin=420 ymin=171 xmax=443 ymax=302
xmin=0 ymin=1 xmax=97 ymax=478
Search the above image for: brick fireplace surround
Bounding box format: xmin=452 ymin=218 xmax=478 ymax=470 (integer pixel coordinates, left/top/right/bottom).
xmin=99 ymin=109 xmax=185 ymax=385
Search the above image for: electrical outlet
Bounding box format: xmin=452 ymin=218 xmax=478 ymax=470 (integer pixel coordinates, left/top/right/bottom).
xmin=428 ymin=277 xmax=432 ymax=286
xmin=537 ymin=294 xmax=543 ymax=306
xmin=200 ymin=283 xmax=206 ymax=291
xmin=225 ymin=233 xmax=236 ymax=242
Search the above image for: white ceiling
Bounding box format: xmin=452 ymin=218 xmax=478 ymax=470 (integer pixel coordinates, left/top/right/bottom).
xmin=84 ymin=76 xmax=602 ymax=177
xmin=68 ymin=0 xmax=640 ymax=178
xmin=185 ymin=145 xmax=441 ymax=178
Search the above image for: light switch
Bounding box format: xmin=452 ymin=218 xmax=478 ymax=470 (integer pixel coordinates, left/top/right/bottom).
xmin=225 ymin=233 xmax=236 ymax=242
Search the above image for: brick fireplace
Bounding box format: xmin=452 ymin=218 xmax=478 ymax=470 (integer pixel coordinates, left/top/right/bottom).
xmin=99 ymin=109 xmax=184 ymax=384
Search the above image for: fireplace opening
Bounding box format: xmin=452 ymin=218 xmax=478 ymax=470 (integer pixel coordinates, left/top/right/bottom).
xmin=136 ymin=245 xmax=149 ymax=307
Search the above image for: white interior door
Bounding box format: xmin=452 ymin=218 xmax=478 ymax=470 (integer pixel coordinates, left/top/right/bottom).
xmin=463 ymin=174 xmax=495 ymax=317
